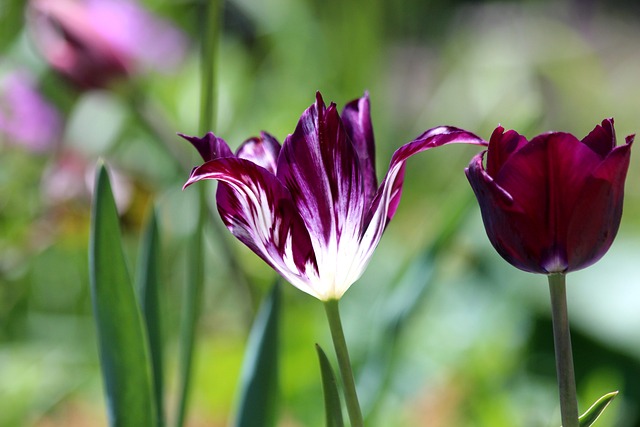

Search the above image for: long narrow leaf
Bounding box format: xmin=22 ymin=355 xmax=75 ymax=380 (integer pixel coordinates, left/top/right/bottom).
xmin=316 ymin=344 xmax=345 ymax=427
xmin=89 ymin=162 xmax=156 ymax=427
xmin=136 ymin=208 xmax=165 ymax=426
xmin=234 ymin=282 xmax=281 ymax=427
xmin=174 ymin=187 xmax=205 ymax=427
xmin=576 ymin=391 xmax=618 ymax=427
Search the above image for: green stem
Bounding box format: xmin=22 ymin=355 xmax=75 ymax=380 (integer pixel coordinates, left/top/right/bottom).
xmin=548 ymin=274 xmax=579 ymax=427
xmin=174 ymin=200 xmax=204 ymax=427
xmin=175 ymin=0 xmax=221 ymax=426
xmin=198 ymin=0 xmax=218 ymax=135
xmin=324 ymin=299 xmax=364 ymax=427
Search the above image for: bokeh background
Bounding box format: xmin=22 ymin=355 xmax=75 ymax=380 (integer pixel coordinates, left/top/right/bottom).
xmin=1 ymin=0 xmax=640 ymax=425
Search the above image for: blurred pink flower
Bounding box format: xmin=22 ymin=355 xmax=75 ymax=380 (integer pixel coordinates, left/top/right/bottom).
xmin=28 ymin=0 xmax=189 ymax=88
xmin=42 ymin=150 xmax=133 ymax=212
xmin=0 ymin=72 xmax=62 ymax=152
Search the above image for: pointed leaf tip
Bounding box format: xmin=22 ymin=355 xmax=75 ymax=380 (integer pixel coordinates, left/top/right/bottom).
xmin=235 ymin=281 xmax=281 ymax=427
xmin=576 ymin=391 xmax=618 ymax=427
xmin=90 ymin=163 xmax=157 ymax=427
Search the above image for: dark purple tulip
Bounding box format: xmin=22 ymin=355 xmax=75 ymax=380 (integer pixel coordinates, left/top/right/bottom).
xmin=466 ymin=119 xmax=634 ymax=274
xmin=182 ymin=92 xmax=485 ymax=300
xmin=27 ymin=0 xmax=187 ymax=89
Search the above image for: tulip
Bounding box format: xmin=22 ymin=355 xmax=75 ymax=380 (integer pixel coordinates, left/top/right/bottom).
xmin=27 ymin=0 xmax=188 ymax=89
xmin=465 ymin=119 xmax=634 ymax=427
xmin=182 ymin=92 xmax=484 ymax=301
xmin=466 ymin=119 xmax=633 ymax=274
xmin=182 ymin=92 xmax=484 ymax=426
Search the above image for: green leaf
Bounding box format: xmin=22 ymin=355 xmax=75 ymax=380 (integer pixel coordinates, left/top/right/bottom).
xmin=577 ymin=391 xmax=618 ymax=427
xmin=234 ymin=282 xmax=281 ymax=427
xmin=0 ymin=0 xmax=24 ymax=51
xmin=315 ymin=344 xmax=345 ymax=427
xmin=175 ymin=186 xmax=206 ymax=427
xmin=136 ymin=208 xmax=165 ymax=427
xmin=89 ymin=162 xmax=156 ymax=427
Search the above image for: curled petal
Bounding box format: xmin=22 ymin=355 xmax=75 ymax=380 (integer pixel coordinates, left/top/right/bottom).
xmin=353 ymin=126 xmax=486 ymax=280
xmin=485 ymin=126 xmax=528 ymax=177
xmin=581 ymin=118 xmax=616 ymax=158
xmin=179 ymin=132 xmax=234 ymax=162
xmin=236 ymin=132 xmax=281 ymax=174
xmin=341 ymin=92 xmax=377 ymax=205
xmin=184 ymin=158 xmax=322 ymax=298
xmin=379 ymin=126 xmax=487 ymax=225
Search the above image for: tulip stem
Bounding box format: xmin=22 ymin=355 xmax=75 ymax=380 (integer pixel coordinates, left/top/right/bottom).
xmin=324 ymin=299 xmax=364 ymax=427
xmin=175 ymin=0 xmax=221 ymax=426
xmin=548 ymin=273 xmax=579 ymax=427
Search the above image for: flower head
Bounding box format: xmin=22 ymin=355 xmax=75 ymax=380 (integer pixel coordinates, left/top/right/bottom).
xmin=183 ymin=92 xmax=484 ymax=300
xmin=466 ymin=119 xmax=634 ymax=274
xmin=27 ymin=0 xmax=188 ymax=89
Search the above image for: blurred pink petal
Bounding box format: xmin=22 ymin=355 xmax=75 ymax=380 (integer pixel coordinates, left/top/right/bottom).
xmin=28 ymin=0 xmax=189 ymax=88
xmin=42 ymin=150 xmax=133 ymax=213
xmin=0 ymin=72 xmax=62 ymax=152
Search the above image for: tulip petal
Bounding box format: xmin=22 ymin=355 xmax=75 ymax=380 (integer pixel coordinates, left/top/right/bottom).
xmin=485 ymin=126 xmax=528 ymax=177
xmin=495 ymin=132 xmax=603 ymax=263
xmin=277 ymin=93 xmax=366 ymax=297
xmin=179 ymin=132 xmax=234 ymax=162
xmin=581 ymin=118 xmax=616 ymax=158
xmin=236 ymin=132 xmax=281 ymax=175
xmin=466 ymin=151 xmax=548 ymax=273
xmin=341 ymin=93 xmax=377 ymax=205
xmin=378 ymin=126 xmax=487 ymax=223
xmin=355 ymin=127 xmax=486 ymax=278
xmin=566 ymin=138 xmax=633 ymax=271
xmin=184 ymin=158 xmax=321 ymax=298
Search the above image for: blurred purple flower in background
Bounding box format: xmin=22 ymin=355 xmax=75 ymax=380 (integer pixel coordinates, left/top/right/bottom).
xmin=466 ymin=119 xmax=634 ymax=274
xmin=182 ymin=92 xmax=485 ymax=300
xmin=27 ymin=0 xmax=188 ymax=88
xmin=0 ymin=71 xmax=62 ymax=152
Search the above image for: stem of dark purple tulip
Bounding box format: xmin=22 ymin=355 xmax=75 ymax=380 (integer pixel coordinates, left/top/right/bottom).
xmin=324 ymin=299 xmax=364 ymax=427
xmin=548 ymin=273 xmax=579 ymax=427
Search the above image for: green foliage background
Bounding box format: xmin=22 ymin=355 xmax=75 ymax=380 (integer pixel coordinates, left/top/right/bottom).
xmin=1 ymin=0 xmax=640 ymax=425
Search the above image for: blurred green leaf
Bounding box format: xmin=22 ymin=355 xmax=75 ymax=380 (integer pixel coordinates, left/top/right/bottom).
xmin=0 ymin=0 xmax=23 ymax=51
xmin=136 ymin=208 xmax=165 ymax=427
xmin=575 ymin=391 xmax=618 ymax=427
xmin=315 ymin=344 xmax=345 ymax=427
xmin=234 ymin=281 xmax=281 ymax=427
xmin=89 ymin=162 xmax=156 ymax=427
xmin=174 ymin=186 xmax=206 ymax=427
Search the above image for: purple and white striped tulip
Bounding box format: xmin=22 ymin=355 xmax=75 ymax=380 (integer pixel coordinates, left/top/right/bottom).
xmin=182 ymin=92 xmax=485 ymax=300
